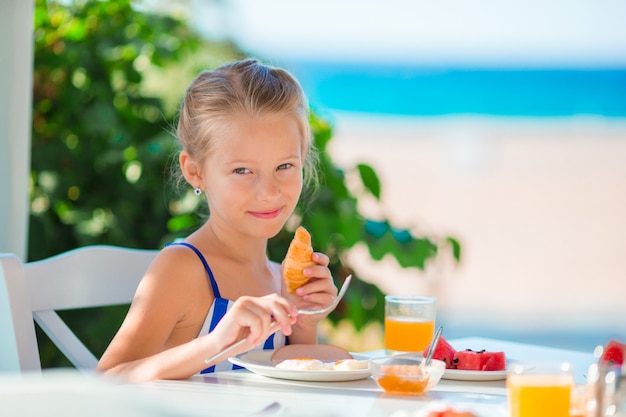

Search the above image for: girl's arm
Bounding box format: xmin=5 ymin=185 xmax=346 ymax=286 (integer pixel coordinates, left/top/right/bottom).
xmin=97 ymin=248 xmax=297 ymax=382
xmin=98 ymin=294 xmax=297 ymax=382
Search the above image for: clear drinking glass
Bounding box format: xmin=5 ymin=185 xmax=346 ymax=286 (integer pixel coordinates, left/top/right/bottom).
xmin=384 ymin=295 xmax=436 ymax=354
xmin=507 ymin=362 xmax=574 ymax=417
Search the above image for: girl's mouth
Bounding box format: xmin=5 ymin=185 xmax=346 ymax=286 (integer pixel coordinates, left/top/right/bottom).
xmin=248 ymin=207 xmax=283 ymax=220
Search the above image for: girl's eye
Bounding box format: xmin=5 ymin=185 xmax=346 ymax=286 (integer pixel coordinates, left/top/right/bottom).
xmin=233 ymin=167 xmax=250 ymax=175
xmin=277 ymin=163 xmax=293 ymax=171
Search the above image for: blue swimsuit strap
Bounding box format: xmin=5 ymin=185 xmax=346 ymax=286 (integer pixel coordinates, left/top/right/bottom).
xmin=165 ymin=242 xmax=221 ymax=299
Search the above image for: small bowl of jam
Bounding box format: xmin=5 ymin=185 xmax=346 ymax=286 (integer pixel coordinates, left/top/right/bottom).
xmin=370 ymin=356 xmax=445 ymax=395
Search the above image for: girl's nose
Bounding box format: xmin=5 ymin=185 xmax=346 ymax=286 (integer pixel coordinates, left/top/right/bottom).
xmin=256 ymin=175 xmax=280 ymax=201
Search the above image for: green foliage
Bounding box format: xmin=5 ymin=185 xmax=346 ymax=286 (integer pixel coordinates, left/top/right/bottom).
xmin=31 ymin=0 xmax=183 ymax=258
xmin=30 ymin=0 xmax=239 ymax=260
xmin=30 ymin=0 xmax=460 ymax=367
xmin=29 ymin=0 xmax=236 ymax=367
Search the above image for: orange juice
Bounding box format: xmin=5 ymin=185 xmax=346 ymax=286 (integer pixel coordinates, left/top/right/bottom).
xmin=507 ymin=374 xmax=573 ymax=417
xmin=384 ymin=318 xmax=435 ymax=353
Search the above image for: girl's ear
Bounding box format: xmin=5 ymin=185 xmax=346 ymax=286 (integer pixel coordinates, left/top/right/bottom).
xmin=179 ymin=150 xmax=203 ymax=189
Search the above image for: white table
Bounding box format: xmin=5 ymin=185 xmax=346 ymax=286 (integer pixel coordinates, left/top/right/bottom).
xmin=131 ymin=337 xmax=597 ymax=417
xmin=0 ymin=337 xmax=597 ymax=417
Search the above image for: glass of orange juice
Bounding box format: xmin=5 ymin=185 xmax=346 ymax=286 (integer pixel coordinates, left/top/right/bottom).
xmin=384 ymin=295 xmax=436 ymax=354
xmin=507 ymin=362 xmax=574 ymax=417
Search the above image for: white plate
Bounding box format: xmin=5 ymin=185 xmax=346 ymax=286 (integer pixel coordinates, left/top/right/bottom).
xmin=442 ymin=368 xmax=510 ymax=381
xmin=229 ymin=350 xmax=371 ymax=382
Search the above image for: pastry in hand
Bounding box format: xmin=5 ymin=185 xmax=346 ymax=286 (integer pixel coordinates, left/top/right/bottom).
xmin=283 ymin=226 xmax=316 ymax=294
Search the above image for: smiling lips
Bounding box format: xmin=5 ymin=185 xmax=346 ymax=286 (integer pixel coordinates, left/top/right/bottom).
xmin=249 ymin=207 xmax=283 ymax=219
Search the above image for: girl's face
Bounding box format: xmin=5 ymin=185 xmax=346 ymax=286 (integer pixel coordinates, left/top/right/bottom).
xmin=200 ymin=113 xmax=305 ymax=239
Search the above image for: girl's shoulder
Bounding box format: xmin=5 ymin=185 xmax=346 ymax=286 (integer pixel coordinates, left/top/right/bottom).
xmin=128 ymin=243 xmax=213 ymax=323
xmin=143 ymin=243 xmax=210 ymax=288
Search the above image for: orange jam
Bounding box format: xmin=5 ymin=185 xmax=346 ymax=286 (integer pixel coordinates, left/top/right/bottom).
xmin=375 ymin=364 xmax=430 ymax=395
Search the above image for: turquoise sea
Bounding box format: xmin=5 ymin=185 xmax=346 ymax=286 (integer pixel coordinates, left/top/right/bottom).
xmin=284 ymin=60 xmax=626 ymax=118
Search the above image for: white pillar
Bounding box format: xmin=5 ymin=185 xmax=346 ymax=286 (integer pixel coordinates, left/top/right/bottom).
xmin=0 ymin=0 xmax=34 ymax=260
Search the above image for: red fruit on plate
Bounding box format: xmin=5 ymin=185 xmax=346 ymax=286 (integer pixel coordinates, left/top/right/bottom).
xmin=453 ymin=349 xmax=507 ymax=371
xmin=427 ymin=407 xmax=477 ymax=417
xmin=424 ymin=336 xmax=457 ymax=368
xmin=482 ymin=351 xmax=507 ymax=371
xmin=601 ymin=340 xmax=625 ymax=366
xmin=453 ymin=350 xmax=484 ymax=370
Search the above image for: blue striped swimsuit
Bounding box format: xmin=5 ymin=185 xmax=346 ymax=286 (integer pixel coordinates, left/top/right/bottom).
xmin=168 ymin=242 xmax=287 ymax=373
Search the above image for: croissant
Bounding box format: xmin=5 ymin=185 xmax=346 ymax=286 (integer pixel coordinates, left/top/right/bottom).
xmin=283 ymin=226 xmax=316 ymax=294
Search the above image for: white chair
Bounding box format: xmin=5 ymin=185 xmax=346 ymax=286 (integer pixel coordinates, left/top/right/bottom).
xmin=0 ymin=245 xmax=158 ymax=373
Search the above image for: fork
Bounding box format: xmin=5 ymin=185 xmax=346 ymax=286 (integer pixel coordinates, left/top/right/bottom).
xmin=295 ymin=274 xmax=352 ymax=316
xmin=204 ymin=274 xmax=352 ymax=365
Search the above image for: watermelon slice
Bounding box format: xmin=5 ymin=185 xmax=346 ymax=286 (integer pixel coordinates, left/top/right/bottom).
xmin=453 ymin=350 xmax=484 ymax=370
xmin=453 ymin=349 xmax=507 ymax=371
xmin=424 ymin=336 xmax=457 ymax=368
xmin=482 ymin=351 xmax=507 ymax=371
xmin=600 ymin=340 xmax=625 ymax=366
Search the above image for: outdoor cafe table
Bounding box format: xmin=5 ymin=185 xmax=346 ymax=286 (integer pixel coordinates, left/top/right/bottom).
xmin=131 ymin=337 xmax=596 ymax=417
xmin=0 ymin=337 xmax=597 ymax=417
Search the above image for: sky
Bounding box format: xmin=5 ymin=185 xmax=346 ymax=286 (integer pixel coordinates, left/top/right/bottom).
xmin=190 ymin=0 xmax=626 ymax=67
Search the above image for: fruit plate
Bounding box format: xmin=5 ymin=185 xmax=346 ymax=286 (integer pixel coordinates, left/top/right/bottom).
xmin=442 ymin=365 xmax=512 ymax=381
xmin=229 ymin=350 xmax=371 ymax=382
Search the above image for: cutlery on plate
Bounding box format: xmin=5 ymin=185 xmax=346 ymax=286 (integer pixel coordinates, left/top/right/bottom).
xmin=204 ymin=274 xmax=353 ymax=365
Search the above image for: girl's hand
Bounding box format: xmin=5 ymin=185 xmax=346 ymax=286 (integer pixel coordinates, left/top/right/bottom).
xmin=210 ymin=294 xmax=298 ymax=355
xmin=291 ymin=252 xmax=338 ymax=326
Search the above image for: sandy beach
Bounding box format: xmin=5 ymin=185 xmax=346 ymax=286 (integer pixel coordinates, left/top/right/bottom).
xmin=325 ymin=114 xmax=626 ymax=349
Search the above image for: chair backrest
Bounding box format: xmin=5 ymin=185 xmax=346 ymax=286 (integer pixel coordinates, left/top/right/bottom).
xmin=0 ymin=245 xmax=158 ymax=373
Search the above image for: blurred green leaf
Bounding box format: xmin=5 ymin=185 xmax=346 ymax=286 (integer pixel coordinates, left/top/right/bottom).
xmin=447 ymin=237 xmax=462 ymax=262
xmin=357 ymin=163 xmax=381 ymax=200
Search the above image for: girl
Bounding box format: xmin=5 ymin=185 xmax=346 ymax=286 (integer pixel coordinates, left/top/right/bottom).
xmin=96 ymin=59 xmax=338 ymax=382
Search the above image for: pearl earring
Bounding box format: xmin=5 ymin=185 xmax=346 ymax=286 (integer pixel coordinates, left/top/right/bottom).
xmin=194 ymin=187 xmax=202 ymax=196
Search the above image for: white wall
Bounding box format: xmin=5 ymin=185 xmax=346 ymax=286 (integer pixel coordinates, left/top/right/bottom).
xmin=0 ymin=0 xmax=33 ymax=260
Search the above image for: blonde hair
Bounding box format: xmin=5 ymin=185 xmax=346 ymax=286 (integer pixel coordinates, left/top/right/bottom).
xmin=175 ymin=58 xmax=318 ymax=195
